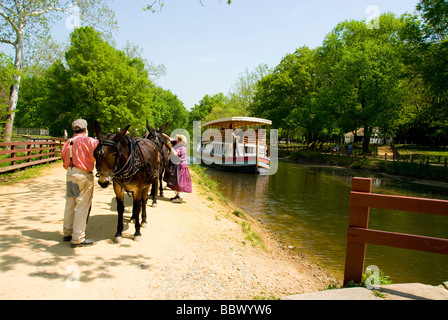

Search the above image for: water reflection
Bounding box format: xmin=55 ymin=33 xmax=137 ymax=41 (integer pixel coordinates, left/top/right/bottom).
xmin=204 ymin=160 xmax=448 ymax=285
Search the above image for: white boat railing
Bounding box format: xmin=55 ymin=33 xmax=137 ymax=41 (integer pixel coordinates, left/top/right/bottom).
xmin=200 ymin=141 xmax=268 ymax=158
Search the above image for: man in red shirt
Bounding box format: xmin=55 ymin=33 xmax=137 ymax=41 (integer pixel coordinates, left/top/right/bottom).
xmin=61 ymin=119 xmax=99 ymax=248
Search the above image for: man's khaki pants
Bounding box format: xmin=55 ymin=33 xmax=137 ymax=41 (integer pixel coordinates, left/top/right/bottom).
xmin=63 ymin=167 xmax=94 ymax=244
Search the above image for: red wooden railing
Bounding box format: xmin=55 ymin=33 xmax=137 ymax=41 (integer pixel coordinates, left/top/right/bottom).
xmin=344 ymin=177 xmax=448 ymax=285
xmin=0 ymin=138 xmax=66 ymax=174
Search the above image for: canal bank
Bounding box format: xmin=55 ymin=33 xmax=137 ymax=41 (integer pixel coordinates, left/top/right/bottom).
xmin=278 ymin=149 xmax=448 ymax=182
xmin=192 ymin=162 xmax=448 ymax=300
xmin=202 ymin=160 xmax=448 ymax=286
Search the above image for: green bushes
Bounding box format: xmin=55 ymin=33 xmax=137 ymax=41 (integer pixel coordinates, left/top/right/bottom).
xmin=384 ymin=161 xmax=448 ymax=181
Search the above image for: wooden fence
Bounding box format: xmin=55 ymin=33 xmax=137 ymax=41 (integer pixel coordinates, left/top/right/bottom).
xmin=344 ymin=177 xmax=448 ymax=285
xmin=0 ymin=138 xmax=66 ymax=174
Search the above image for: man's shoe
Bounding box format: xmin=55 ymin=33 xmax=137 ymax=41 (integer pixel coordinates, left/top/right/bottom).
xmin=71 ymin=239 xmax=96 ymax=248
xmin=63 ymin=236 xmax=72 ymax=242
xmin=170 ymin=195 xmax=180 ymax=201
xmin=172 ymin=197 xmax=183 ymax=204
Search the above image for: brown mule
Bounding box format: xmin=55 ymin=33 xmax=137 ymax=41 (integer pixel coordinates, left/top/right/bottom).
xmin=94 ymin=121 xmax=159 ymax=243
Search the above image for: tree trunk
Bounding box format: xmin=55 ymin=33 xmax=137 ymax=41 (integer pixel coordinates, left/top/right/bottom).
xmin=2 ymin=33 xmax=23 ymax=142
xmin=362 ymin=126 xmax=371 ymax=155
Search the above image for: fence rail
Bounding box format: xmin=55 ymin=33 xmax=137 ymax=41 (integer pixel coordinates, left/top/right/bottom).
xmin=0 ymin=137 xmax=67 ymax=174
xmin=344 ymin=177 xmax=448 ymax=285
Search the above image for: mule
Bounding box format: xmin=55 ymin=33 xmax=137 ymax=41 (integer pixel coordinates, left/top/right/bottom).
xmin=144 ymin=121 xmax=170 ymax=207
xmin=94 ymin=122 xmax=159 ymax=243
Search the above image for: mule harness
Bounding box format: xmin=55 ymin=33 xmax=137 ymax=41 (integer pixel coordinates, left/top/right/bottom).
xmin=96 ymin=136 xmax=152 ymax=188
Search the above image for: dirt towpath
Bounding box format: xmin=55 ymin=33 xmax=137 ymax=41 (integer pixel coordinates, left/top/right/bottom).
xmin=0 ymin=163 xmax=336 ymax=300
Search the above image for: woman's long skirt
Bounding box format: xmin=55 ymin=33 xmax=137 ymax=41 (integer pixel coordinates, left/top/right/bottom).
xmin=165 ymin=163 xmax=192 ymax=193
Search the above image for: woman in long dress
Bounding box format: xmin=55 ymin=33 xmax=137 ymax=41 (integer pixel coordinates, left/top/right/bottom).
xmin=162 ymin=133 xmax=192 ymax=203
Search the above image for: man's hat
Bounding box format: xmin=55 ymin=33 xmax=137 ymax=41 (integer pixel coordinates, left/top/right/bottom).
xmin=72 ymin=119 xmax=88 ymax=131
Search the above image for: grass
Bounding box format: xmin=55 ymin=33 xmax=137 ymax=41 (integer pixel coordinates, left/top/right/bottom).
xmin=241 ymin=221 xmax=266 ymax=250
xmin=190 ymin=164 xmax=266 ymax=251
xmin=0 ymin=160 xmax=62 ymax=186
xmin=190 ymin=164 xmax=228 ymax=204
xmin=232 ymin=208 xmax=247 ymax=220
xmin=324 ymin=268 xmax=392 ymax=299
xmin=396 ymin=145 xmax=448 ymax=157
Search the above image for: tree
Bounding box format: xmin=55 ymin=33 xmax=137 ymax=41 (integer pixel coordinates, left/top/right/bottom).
xmin=150 ymin=86 xmax=189 ymax=133
xmin=0 ymin=0 xmax=116 ymax=141
xmin=251 ymin=47 xmax=322 ymax=143
xmin=67 ymin=27 xmax=157 ymax=133
xmin=399 ymin=0 xmax=448 ymax=145
xmin=319 ymin=13 xmax=408 ymax=153
xmin=14 ymin=27 xmax=160 ymax=136
xmin=189 ymin=93 xmax=229 ymax=124
xmin=122 ymin=41 xmax=167 ymax=81
xmin=15 ymin=27 xmax=190 ymax=137
xmin=0 ymin=52 xmax=18 ymax=138
xmin=228 ymin=63 xmax=271 ymax=116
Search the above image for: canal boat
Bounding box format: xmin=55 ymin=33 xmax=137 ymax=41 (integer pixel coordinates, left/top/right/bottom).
xmin=197 ymin=117 xmax=272 ymax=174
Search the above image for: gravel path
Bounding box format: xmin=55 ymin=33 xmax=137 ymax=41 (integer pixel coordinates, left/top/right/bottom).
xmin=0 ymin=163 xmax=337 ymax=300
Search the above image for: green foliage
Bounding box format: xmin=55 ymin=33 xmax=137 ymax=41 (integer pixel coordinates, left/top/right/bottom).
xmin=248 ymin=3 xmax=448 ymax=149
xmin=189 ymin=64 xmax=269 ymax=128
xmin=397 ymin=0 xmax=448 ymax=146
xmin=189 ymin=93 xmax=241 ymax=124
xmin=150 ymin=86 xmax=189 ymax=134
xmin=15 ymin=27 xmax=188 ymax=137
xmin=249 ymin=14 xmax=410 ymax=151
xmin=252 ymin=47 xmax=319 ymax=135
xmin=232 ymin=208 xmax=247 ymax=220
xmin=190 ymin=164 xmax=228 ymax=204
xmin=321 ymin=14 xmax=407 ymax=153
xmin=0 ymin=0 xmax=117 ymax=141
xmin=241 ymin=221 xmax=265 ymax=250
xmin=64 ymin=27 xmax=154 ymax=133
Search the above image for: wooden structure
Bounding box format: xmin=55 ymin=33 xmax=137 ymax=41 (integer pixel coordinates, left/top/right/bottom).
xmin=0 ymin=138 xmax=66 ymax=174
xmin=198 ymin=117 xmax=272 ymax=174
xmin=344 ymin=177 xmax=448 ymax=285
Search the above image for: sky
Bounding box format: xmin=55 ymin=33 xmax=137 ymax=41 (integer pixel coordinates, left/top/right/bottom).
xmin=6 ymin=0 xmax=421 ymax=111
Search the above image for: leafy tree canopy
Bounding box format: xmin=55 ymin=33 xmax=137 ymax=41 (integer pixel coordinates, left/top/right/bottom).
xmin=15 ymin=27 xmax=187 ymax=137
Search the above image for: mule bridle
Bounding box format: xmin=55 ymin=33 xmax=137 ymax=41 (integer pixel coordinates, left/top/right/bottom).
xmin=95 ymin=136 xmax=141 ymax=183
xmin=147 ymin=131 xmax=166 ymax=150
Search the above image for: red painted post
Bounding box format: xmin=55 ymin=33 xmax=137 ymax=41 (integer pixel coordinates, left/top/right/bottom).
xmin=344 ymin=177 xmax=372 ymax=285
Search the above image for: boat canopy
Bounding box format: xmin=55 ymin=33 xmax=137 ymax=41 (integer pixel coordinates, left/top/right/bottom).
xmin=202 ymin=117 xmax=272 ymax=129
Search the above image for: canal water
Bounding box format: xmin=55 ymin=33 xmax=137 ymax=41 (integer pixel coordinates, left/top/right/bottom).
xmin=202 ymin=160 xmax=448 ymax=285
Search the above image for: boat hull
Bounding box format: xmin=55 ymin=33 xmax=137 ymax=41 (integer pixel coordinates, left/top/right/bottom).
xmin=197 ymin=152 xmax=270 ymax=174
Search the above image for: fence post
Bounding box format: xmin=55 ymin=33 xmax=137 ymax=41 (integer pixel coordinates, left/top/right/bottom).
xmin=27 ymin=144 xmax=32 ymax=163
xmin=10 ymin=145 xmax=16 ymax=166
xmin=344 ymin=177 xmax=372 ymax=285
